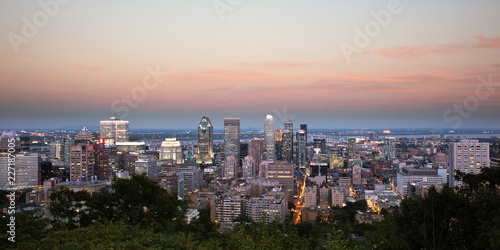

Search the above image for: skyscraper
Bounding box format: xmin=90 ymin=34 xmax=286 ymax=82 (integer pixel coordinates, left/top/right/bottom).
xmin=384 ymin=137 xmax=395 ymax=160
xmin=242 ymin=155 xmax=256 ymax=179
xmin=296 ymin=129 xmax=307 ymax=169
xmin=70 ymin=144 xmax=95 ymax=182
xmin=300 ymin=124 xmax=308 ymax=143
xmin=63 ymin=136 xmax=75 ymax=165
xmin=160 ymin=138 xmax=183 ymax=164
xmin=100 ymin=116 xmax=129 ymax=144
xmin=197 ymin=116 xmax=213 ymax=164
xmin=282 ymin=119 xmax=293 ymax=163
xmin=224 ymin=118 xmax=240 ymax=167
xmin=223 ymin=156 xmax=237 ymax=178
xmin=275 ymin=128 xmax=283 ymax=161
xmin=348 ymin=137 xmax=356 ymax=160
xmin=260 ymin=161 xmax=294 ymax=202
xmin=248 ymin=138 xmax=265 ymax=171
xmin=96 ymin=140 xmax=117 ymax=181
xmin=449 ymin=139 xmax=490 ymax=187
xmin=264 ymin=115 xmax=276 ymax=161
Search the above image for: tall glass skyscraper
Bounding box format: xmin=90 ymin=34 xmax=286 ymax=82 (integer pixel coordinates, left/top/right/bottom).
xmin=197 ymin=116 xmax=213 ymax=164
xmin=264 ymin=115 xmax=276 ymax=161
xmin=100 ymin=116 xmax=129 ymax=143
xmin=224 ymin=118 xmax=240 ymax=167
xmin=296 ymin=129 xmax=307 ymax=169
xmin=282 ymin=119 xmax=293 ymax=163
xmin=348 ymin=137 xmax=356 ymax=160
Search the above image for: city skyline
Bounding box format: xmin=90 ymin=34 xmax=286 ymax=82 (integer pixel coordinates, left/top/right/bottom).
xmin=1 ymin=1 xmax=500 ymax=129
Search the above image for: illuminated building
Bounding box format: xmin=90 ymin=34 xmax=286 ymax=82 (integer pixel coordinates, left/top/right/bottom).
xmin=348 ymin=137 xmax=356 ymax=160
xmin=97 ymin=140 xmax=117 ymax=181
xmin=69 ymin=144 xmax=95 ymax=182
xmin=384 ymin=137 xmax=396 ymax=160
xmin=242 ymin=155 xmax=256 ymax=179
xmin=248 ymin=138 xmax=264 ymax=167
xmin=296 ymin=130 xmax=307 ymax=169
xmin=246 ymin=193 xmax=286 ymax=223
xmin=100 ymin=116 xmax=129 ymax=144
xmin=160 ymin=138 xmax=183 ymax=164
xmin=449 ymin=139 xmax=490 ymax=187
xmin=261 ymin=161 xmax=294 ymax=202
xmin=275 ymin=128 xmax=283 ymax=161
xmin=264 ymin=115 xmax=276 ymax=161
xmin=282 ymin=119 xmax=293 ymax=163
xmin=197 ymin=116 xmax=214 ymax=164
xmin=223 ymin=156 xmax=237 ymax=178
xmin=224 ymin=118 xmax=240 ymax=167
xmin=0 ymin=153 xmax=41 ymax=190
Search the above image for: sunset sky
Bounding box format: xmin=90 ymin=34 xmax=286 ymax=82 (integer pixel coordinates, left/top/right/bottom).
xmin=1 ymin=0 xmax=499 ymax=129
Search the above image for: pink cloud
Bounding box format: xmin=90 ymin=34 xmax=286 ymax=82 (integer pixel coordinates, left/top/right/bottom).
xmin=73 ymin=65 xmax=104 ymax=71
xmin=370 ymin=34 xmax=500 ymax=59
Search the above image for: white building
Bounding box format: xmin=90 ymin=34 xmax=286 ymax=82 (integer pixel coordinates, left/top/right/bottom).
xmin=100 ymin=116 xmax=129 ymax=143
xmin=159 ymin=138 xmax=183 ymax=164
xmin=246 ymin=193 xmax=286 ymax=223
xmin=331 ymin=186 xmax=345 ymax=208
xmin=304 ymin=186 xmax=317 ymax=207
xmin=0 ymin=153 xmax=41 ymax=190
xmin=449 ymin=139 xmax=490 ymax=187
xmin=396 ymin=167 xmax=443 ymax=198
xmin=242 ymin=156 xmax=256 ymax=179
xmin=223 ymin=156 xmax=237 ymax=178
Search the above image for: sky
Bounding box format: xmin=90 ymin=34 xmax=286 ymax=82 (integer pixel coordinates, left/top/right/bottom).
xmin=1 ymin=0 xmax=500 ymax=130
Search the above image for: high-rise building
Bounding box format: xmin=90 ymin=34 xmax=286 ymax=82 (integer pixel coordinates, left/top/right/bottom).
xmin=449 ymin=139 xmax=490 ymax=187
xmin=69 ymin=144 xmax=95 ymax=181
xmin=248 ymin=138 xmax=264 ymax=167
xmin=296 ymin=130 xmax=307 ymax=169
xmin=176 ymin=165 xmax=202 ymax=199
xmin=348 ymin=137 xmax=356 ymax=160
xmin=213 ymin=196 xmax=242 ymax=223
xmin=300 ymin=124 xmax=308 ymax=143
xmin=135 ymin=159 xmax=158 ymax=180
xmin=352 ymin=160 xmax=362 ymax=185
xmin=242 ymin=156 xmax=256 ymax=179
xmin=75 ymin=126 xmax=95 ymax=145
xmin=246 ymin=193 xmax=286 ymax=223
xmin=223 ymin=156 xmax=237 ymax=178
xmin=396 ymin=167 xmax=444 ymax=198
xmin=157 ymin=171 xmax=179 ymax=196
xmin=160 ymin=138 xmax=183 ymax=164
xmin=264 ymin=115 xmax=276 ymax=161
xmin=100 ymin=116 xmax=129 ymax=144
xmin=224 ymin=118 xmax=240 ymax=167
xmin=304 ymin=186 xmax=317 ymax=208
xmin=261 ymin=161 xmax=294 ymax=201
xmin=0 ymin=153 xmax=41 ymax=190
xmin=282 ymin=119 xmax=293 ymax=163
xmin=197 ymin=116 xmax=213 ymax=164
xmin=49 ymin=141 xmax=63 ymax=160
xmin=96 ymin=140 xmax=117 ymax=181
xmin=384 ymin=137 xmax=396 ymax=160
xmin=331 ymin=187 xmax=345 ymax=208
xmin=275 ymin=128 xmax=283 ymax=161
xmin=63 ymin=136 xmax=75 ymax=165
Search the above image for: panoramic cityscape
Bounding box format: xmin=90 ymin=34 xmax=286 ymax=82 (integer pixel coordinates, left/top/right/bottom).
xmin=1 ymin=0 xmax=500 ymax=249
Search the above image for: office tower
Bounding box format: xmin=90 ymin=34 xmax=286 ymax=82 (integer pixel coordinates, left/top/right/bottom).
xmin=384 ymin=137 xmax=396 ymax=160
xmin=41 ymin=161 xmax=53 ymax=182
xmin=135 ymin=159 xmax=158 ymax=180
xmin=313 ymin=138 xmax=327 ymax=163
xmin=449 ymin=139 xmax=490 ymax=187
xmin=160 ymin=138 xmax=183 ymax=164
xmin=0 ymin=153 xmax=41 ymax=190
xmin=75 ymin=126 xmax=96 ymax=145
xmin=176 ymin=166 xmax=201 ymax=199
xmin=69 ymin=144 xmax=95 ymax=181
xmin=300 ymin=124 xmax=308 ymax=142
xmin=264 ymin=115 xmax=276 ymax=161
xmin=197 ymin=116 xmax=213 ymax=164
xmin=242 ymin=156 xmax=256 ymax=179
xmin=96 ymin=140 xmax=117 ymax=181
xmin=224 ymin=118 xmax=240 ymax=167
xmin=63 ymin=136 xmax=75 ymax=165
xmin=116 ymin=142 xmax=146 ymax=154
xmin=49 ymin=141 xmax=63 ymax=160
xmin=275 ymin=128 xmax=283 ymax=161
xmin=348 ymin=137 xmax=356 ymax=160
xmin=296 ymin=130 xmax=307 ymax=169
xmin=223 ymin=156 xmax=237 ymax=178
xmin=282 ymin=119 xmax=293 ymax=163
xmin=352 ymin=160 xmax=362 ymax=185
xmin=338 ymin=177 xmax=351 ymax=198
xmin=396 ymin=167 xmax=444 ymax=198
xmin=100 ymin=116 xmax=129 ymax=144
xmin=248 ymin=138 xmax=264 ymax=167
xmin=0 ymin=131 xmax=29 ymax=153
xmin=261 ymin=161 xmax=294 ymax=202
xmin=240 ymin=142 xmax=248 ymax=165
xmin=246 ymin=193 xmax=286 ymax=223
